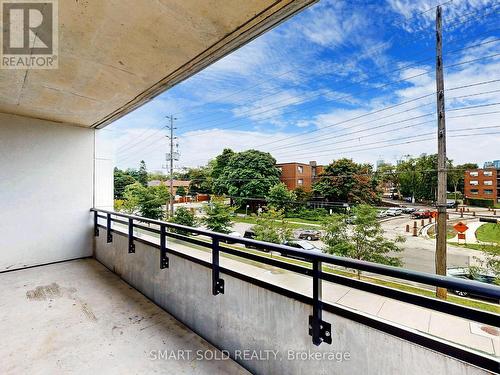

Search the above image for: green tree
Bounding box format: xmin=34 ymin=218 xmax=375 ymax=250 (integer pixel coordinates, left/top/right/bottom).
xmin=253 ymin=208 xmax=293 ymax=244
xmin=187 ymin=166 xmax=213 ymax=195
xmin=212 ymin=149 xmax=280 ymax=206
xmin=137 ymin=160 xmax=148 ymax=187
xmin=114 ymin=167 xmax=137 ymax=199
xmin=122 ymin=183 xmax=169 ymax=219
xmin=122 ymin=182 xmax=142 ymax=214
xmin=293 ymin=186 xmax=312 ymax=206
xmin=211 ymin=148 xmax=235 ymax=183
xmin=313 ymin=158 xmax=380 ymax=204
xmin=202 ymin=198 xmax=234 ymax=233
xmin=323 ymin=205 xmax=404 ymax=278
xmin=176 ymin=185 xmax=187 ymax=198
xmin=375 ymin=163 xmax=399 ymax=198
xmin=169 ymin=207 xmax=197 ymax=235
xmin=266 ymin=183 xmax=296 ymax=214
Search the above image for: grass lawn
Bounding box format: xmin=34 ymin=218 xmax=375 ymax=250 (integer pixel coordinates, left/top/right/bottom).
xmin=450 ymin=242 xmax=500 ymax=255
xmin=476 ymin=223 xmax=500 ymax=244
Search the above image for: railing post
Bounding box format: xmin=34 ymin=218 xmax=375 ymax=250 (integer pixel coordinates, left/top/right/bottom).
xmin=160 ymin=224 xmax=169 ymax=269
xmin=309 ymin=259 xmax=331 ymax=346
xmin=106 ymin=213 xmax=113 ymax=243
xmin=128 ymin=218 xmax=135 ymax=253
xmin=93 ymin=210 xmax=99 ymax=237
xmin=212 ymin=237 xmax=225 ymax=295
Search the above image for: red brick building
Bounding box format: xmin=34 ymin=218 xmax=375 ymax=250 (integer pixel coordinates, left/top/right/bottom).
xmin=276 ymin=161 xmax=324 ymax=191
xmin=464 ymin=168 xmax=499 ymax=204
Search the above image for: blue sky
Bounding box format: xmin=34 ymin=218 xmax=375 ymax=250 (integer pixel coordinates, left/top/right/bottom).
xmin=101 ymin=0 xmax=500 ymax=172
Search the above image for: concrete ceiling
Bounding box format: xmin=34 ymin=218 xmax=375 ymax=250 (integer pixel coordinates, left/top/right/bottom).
xmin=0 ymin=0 xmax=315 ymax=128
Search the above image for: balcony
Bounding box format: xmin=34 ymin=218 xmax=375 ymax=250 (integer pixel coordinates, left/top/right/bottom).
xmin=87 ymin=209 xmax=499 ymax=374
xmin=0 ymin=258 xmax=249 ymax=374
xmin=1 ymin=1 xmax=499 ymax=374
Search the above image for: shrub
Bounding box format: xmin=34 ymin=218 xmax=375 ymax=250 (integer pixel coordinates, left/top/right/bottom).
xmin=169 ymin=207 xmax=197 ymax=235
xmin=465 ymin=198 xmax=495 ymax=208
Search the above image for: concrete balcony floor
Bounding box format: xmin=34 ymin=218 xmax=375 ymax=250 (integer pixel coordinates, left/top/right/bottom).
xmin=0 ymin=259 xmax=250 ymax=375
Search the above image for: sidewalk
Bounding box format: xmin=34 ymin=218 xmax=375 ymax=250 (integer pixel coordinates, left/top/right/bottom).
xmin=120 ymin=224 xmax=500 ymax=357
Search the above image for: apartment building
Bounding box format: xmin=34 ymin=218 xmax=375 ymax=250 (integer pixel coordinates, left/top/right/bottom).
xmin=464 ymin=167 xmax=500 ymax=203
xmin=276 ymin=161 xmax=324 ymax=191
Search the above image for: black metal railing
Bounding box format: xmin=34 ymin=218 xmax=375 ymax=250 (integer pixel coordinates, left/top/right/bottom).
xmin=91 ymin=208 xmax=500 ymax=373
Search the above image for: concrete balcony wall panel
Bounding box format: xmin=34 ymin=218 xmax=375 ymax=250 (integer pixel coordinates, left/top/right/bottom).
xmin=0 ymin=113 xmax=94 ymax=270
xmin=94 ymin=231 xmax=488 ymax=375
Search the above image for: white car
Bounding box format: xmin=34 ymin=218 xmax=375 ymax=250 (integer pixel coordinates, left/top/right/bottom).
xmin=385 ymin=208 xmax=402 ymax=216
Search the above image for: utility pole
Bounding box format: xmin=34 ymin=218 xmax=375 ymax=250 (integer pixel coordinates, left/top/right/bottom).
xmin=165 ymin=115 xmax=178 ymax=218
xmin=435 ymin=6 xmax=447 ymax=300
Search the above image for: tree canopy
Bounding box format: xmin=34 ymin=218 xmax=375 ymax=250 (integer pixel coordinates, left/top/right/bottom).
xmin=266 ymin=183 xmax=296 ymax=214
xmin=313 ymin=158 xmax=380 ymax=204
xmin=323 ymin=204 xmax=404 ymax=278
xmin=202 ymin=198 xmax=234 ymax=233
xmin=120 ymin=182 xmax=169 ymax=220
xmin=253 ymin=208 xmax=293 ymax=244
xmin=212 ymin=149 xmax=281 ymax=205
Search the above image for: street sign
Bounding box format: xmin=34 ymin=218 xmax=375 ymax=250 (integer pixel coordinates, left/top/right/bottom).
xmin=453 ymin=222 xmax=469 ymax=233
xmin=458 ymin=233 xmax=466 ymax=240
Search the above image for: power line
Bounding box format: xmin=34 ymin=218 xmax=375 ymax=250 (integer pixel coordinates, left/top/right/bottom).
xmin=176 ymin=27 xmax=499 ymax=133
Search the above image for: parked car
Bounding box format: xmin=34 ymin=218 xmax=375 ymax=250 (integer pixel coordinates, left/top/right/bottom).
xmin=376 ymin=211 xmax=387 ymax=219
xmin=446 ymin=200 xmax=458 ymax=208
xmin=223 ymin=231 xmax=242 ymax=244
xmin=282 ymin=240 xmax=323 ymax=259
xmin=411 ymin=209 xmax=432 ymax=219
xmin=243 ymin=227 xmax=266 ymax=251
xmin=296 ymin=229 xmax=321 ymax=241
xmin=385 ymin=208 xmax=402 ymax=216
xmin=447 ymin=267 xmax=498 ymax=300
xmin=402 ymin=207 xmax=416 ymax=214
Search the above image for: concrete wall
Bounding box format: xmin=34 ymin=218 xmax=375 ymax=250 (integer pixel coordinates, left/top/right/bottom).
xmin=95 ymin=232 xmax=487 ymax=375
xmin=0 ymin=113 xmax=94 ymax=270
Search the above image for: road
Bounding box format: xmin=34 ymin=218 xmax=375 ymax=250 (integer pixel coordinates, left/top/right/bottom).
xmin=231 ymin=214 xmax=485 ymax=274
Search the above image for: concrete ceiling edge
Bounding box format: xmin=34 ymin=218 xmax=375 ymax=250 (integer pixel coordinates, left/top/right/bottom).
xmin=92 ymin=0 xmax=317 ymax=129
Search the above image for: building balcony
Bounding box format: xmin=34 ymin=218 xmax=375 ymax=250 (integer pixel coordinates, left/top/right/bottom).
xmin=80 ymin=209 xmax=498 ymax=374
xmin=0 ymin=258 xmax=249 ymax=374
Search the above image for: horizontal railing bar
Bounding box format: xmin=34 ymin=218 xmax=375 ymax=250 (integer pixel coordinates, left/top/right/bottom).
xmin=320 ymin=272 xmax=499 ymax=327
xmin=91 ymin=209 xmax=500 ymax=300
xmin=96 ymin=224 xmax=499 ymax=372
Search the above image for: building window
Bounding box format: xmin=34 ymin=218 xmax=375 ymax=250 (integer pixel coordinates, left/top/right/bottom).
xmin=484 ymin=189 xmax=493 ymax=195
xmin=470 ymin=189 xmax=479 ymax=195
xmin=484 ymin=171 xmax=493 ymax=176
xmin=469 ymin=171 xmax=478 ymax=176
xmin=297 ymin=179 xmax=303 ymax=185
xmin=484 ymin=180 xmax=493 ymax=186
xmin=297 ymin=166 xmax=303 ymax=173
xmin=469 ymin=180 xmax=479 ymax=185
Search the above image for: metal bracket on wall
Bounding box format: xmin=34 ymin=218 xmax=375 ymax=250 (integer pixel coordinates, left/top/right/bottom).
xmin=309 ymin=260 xmax=332 ymax=345
xmin=212 ymin=238 xmax=225 ymax=295
xmin=160 ymin=224 xmax=169 ymax=269
xmin=94 ymin=210 xmax=99 ymax=237
xmin=106 ymin=213 xmax=113 ymax=243
xmin=128 ymin=218 xmax=135 ymax=253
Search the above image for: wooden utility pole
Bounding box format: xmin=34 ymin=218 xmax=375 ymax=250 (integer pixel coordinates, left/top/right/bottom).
xmin=435 ymin=6 xmax=447 ymax=299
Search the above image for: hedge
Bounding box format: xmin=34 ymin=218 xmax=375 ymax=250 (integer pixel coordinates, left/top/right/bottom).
xmin=465 ymin=197 xmax=495 ymax=208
